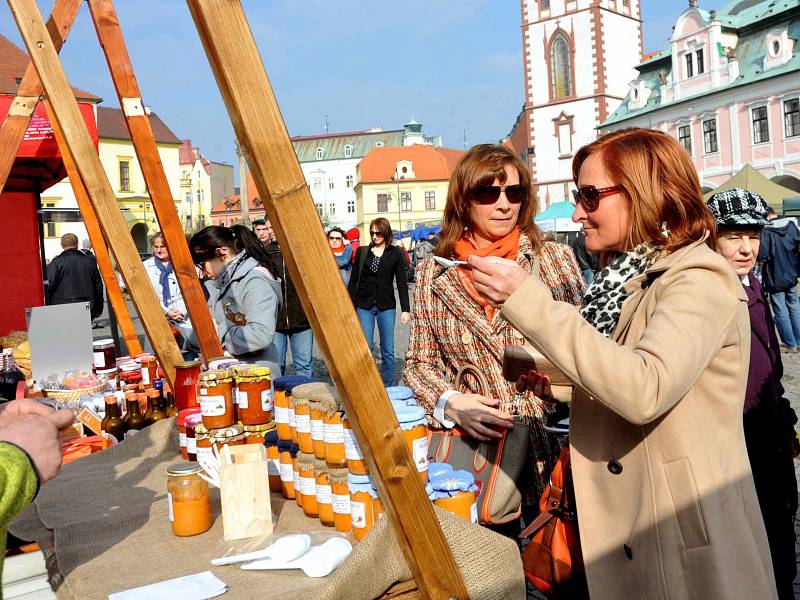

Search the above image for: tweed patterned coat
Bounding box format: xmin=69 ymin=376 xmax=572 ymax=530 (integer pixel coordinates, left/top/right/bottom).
xmin=403 ymin=235 xmax=584 ymax=492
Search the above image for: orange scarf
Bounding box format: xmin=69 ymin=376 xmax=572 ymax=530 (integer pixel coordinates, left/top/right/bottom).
xmin=453 ymin=227 xmax=520 ymax=321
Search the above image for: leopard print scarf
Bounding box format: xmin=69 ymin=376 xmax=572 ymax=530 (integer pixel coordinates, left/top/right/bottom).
xmin=580 ymin=242 xmax=662 ymax=337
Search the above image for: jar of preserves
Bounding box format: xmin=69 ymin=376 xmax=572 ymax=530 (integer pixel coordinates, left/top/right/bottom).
xmin=348 ymin=473 xmax=379 ymax=541
xmin=292 ymin=382 xmax=328 ymax=452
xmin=92 ymin=339 xmax=116 ymax=371
xmin=177 ymin=407 xmax=201 ymax=460
xmin=314 ymin=458 xmax=334 ymax=527
xmin=118 ymin=361 xmax=142 ymax=387
xmin=298 ymin=452 xmax=318 ymax=518
xmin=309 ymin=398 xmax=325 ymax=459
xmin=139 ymin=355 xmax=158 ymax=387
xmin=209 ymin=424 xmax=245 ymax=448
xmin=244 ymin=423 xmax=273 ymax=445
xmin=264 ymin=430 xmax=282 ymax=493
xmin=291 ymin=444 xmax=302 ymax=507
xmin=395 ymin=404 xmax=429 ymax=484
xmin=174 ymin=360 xmax=201 ymax=411
xmin=185 ymin=413 xmax=204 ymax=461
xmin=195 ymin=425 xmax=212 ymax=467
xmin=277 ymin=439 xmax=295 ymax=499
xmin=207 ymin=357 xmax=240 ymax=371
xmin=233 ymin=365 xmax=273 ymax=425
xmin=95 ymin=367 xmax=118 ymax=390
xmin=167 ymin=461 xmax=212 ymax=537
xmin=293 ymin=396 xmax=313 ymax=454
xmin=273 ymin=377 xmax=292 ymax=441
xmin=285 ymin=377 xmax=314 ymax=445
xmin=329 ymin=467 xmax=351 ymax=533
xmin=342 ymin=415 xmax=368 ymax=475
xmin=428 ymin=469 xmax=479 ymax=524
xmin=322 ymin=396 xmax=346 ymax=468
xmin=198 ymin=370 xmax=235 ymax=429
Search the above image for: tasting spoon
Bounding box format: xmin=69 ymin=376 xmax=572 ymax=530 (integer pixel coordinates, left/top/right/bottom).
xmin=432 ymin=256 xmax=470 ymax=269
xmin=211 ymin=533 xmax=311 ymax=566
xmin=241 ymin=537 xmax=352 ymax=578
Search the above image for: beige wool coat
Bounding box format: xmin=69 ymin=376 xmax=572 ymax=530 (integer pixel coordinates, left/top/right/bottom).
xmin=502 ymin=236 xmax=777 ymax=600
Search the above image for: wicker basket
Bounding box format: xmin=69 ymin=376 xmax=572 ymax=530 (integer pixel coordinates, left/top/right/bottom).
xmin=44 ymin=385 xmax=106 ymax=407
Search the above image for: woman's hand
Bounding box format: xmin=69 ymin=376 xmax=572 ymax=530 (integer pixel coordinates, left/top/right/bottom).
xmin=468 ymin=255 xmax=529 ymax=308
xmin=166 ymin=308 xmax=185 ymax=322
xmin=445 ymin=393 xmax=514 ymax=441
xmin=516 ymin=370 xmax=554 ymax=403
xmin=400 ymin=311 xmax=411 ymax=325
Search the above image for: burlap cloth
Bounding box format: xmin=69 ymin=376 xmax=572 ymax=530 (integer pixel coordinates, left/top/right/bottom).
xmin=10 ymin=418 xmax=524 ymax=599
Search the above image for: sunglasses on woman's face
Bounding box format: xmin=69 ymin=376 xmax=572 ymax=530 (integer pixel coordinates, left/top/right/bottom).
xmin=329 ymin=235 xmax=343 ymax=241
xmin=571 ymin=185 xmax=624 ymax=213
xmin=370 ymin=230 xmax=384 ymax=237
xmin=472 ymin=184 xmax=525 ymax=205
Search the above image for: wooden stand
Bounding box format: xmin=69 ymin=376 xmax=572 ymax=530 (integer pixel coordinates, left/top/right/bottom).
xmin=219 ymin=444 xmax=273 ymax=542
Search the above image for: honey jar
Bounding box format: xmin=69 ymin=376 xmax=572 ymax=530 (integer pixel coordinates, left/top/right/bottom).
xmin=292 ymin=383 xmax=329 ymax=458
xmin=138 ymin=354 xmax=158 ymax=387
xmin=285 ymin=377 xmax=314 ymax=445
xmin=174 ymin=360 xmax=201 ymax=411
xmin=348 ymin=473 xmax=379 ymax=541
xmin=427 ymin=468 xmax=479 ymax=524
xmin=273 ymin=377 xmax=292 ymax=441
xmin=293 ymin=396 xmax=313 ymax=454
xmin=291 ymin=444 xmax=302 ymax=507
xmin=297 ymin=452 xmax=318 ymax=518
xmin=233 ymin=365 xmax=273 ymax=425
xmin=277 ymin=439 xmax=295 ymax=499
xmin=329 ymin=467 xmax=351 ymax=533
xmin=264 ymin=430 xmax=282 ymax=493
xmin=309 ymin=398 xmax=325 ymax=459
xmin=321 ymin=396 xmax=346 ymax=468
xmin=314 ymin=458 xmax=334 ymax=527
xmin=395 ymin=404 xmax=429 ymax=484
xmin=198 ymin=370 xmax=235 ymax=430
xmin=342 ymin=415 xmax=368 ymax=475
xmin=167 ymin=461 xmax=212 ymax=537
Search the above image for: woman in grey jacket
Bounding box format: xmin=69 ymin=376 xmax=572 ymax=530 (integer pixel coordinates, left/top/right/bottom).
xmin=189 ymin=225 xmax=283 ymax=374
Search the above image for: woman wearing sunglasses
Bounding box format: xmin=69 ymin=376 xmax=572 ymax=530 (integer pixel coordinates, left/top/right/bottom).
xmin=403 ymin=144 xmax=584 ymax=506
xmin=469 ymin=129 xmax=776 ymax=599
xmin=327 ymin=226 xmax=352 ymax=284
xmin=347 ymin=217 xmax=410 ymax=386
xmin=189 ymin=224 xmax=282 ymax=374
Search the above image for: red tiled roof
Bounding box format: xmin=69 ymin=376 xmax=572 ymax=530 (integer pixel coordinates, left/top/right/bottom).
xmin=179 ymin=139 xmax=196 ymax=164
xmin=211 ymin=171 xmax=263 ymax=214
xmin=97 ymin=106 xmax=181 ymax=144
xmin=641 ymin=51 xmax=659 ymax=62
xmin=357 ymin=145 xmax=464 ymax=184
xmin=0 ymin=33 xmax=100 ymax=101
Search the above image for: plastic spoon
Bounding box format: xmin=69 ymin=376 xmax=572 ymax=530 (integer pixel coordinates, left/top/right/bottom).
xmin=211 ymin=533 xmax=311 ymax=566
xmin=433 ymin=256 xmax=470 ymax=269
xmin=241 ymin=537 xmax=352 ymax=577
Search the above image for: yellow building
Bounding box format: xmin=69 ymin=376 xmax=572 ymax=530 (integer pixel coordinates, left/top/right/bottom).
xmin=354 ymin=145 xmax=463 ymax=242
xmin=179 ymin=139 xmax=234 ymax=233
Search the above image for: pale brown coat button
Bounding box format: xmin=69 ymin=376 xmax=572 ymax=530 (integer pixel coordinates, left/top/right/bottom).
xmin=461 ymin=331 xmax=472 ymax=344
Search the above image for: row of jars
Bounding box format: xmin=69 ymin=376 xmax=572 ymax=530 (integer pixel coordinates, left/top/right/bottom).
xmin=197 ymin=365 xmax=273 ymax=430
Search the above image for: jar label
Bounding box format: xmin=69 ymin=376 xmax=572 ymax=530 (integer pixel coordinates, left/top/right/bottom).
xmin=167 ymin=492 xmax=174 ymax=522
xmin=300 ymin=475 xmax=316 ymax=496
xmin=323 ymin=423 xmax=344 ymax=444
xmin=332 ymin=493 xmax=351 ymax=514
xmin=236 ymin=389 xmax=249 ymax=409
xmin=412 ymin=436 xmax=429 ymax=473
xmin=310 ymin=419 xmax=324 ymax=441
xmin=179 ymin=432 xmax=186 ymax=448
xmin=295 ymin=413 xmax=311 ymax=434
xmin=316 ymin=484 xmax=332 ymax=505
xmin=288 ymin=408 xmax=296 ymax=428
xmin=200 ymin=387 xmax=208 ymax=396
xmin=196 ymin=446 xmax=213 ymax=467
xmin=351 ymin=500 xmax=366 ymax=529
xmin=274 ymin=405 xmax=289 ymax=424
xmin=186 ymin=436 xmax=197 ymax=455
xmin=92 ymin=351 xmax=106 ymax=369
xmin=470 ymin=500 xmax=478 ymax=524
xmin=200 ymin=395 xmax=226 ymax=417
xmin=141 ymin=367 xmax=151 ymax=385
xmin=293 ymin=469 xmax=301 ymax=493
xmin=343 ymin=427 xmax=363 ymax=460
xmin=262 ymin=389 xmax=273 ymax=411
xmin=279 ymin=462 xmax=293 ymax=483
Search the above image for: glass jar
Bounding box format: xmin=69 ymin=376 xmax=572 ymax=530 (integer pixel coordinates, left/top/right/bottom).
xmin=349 ymin=473 xmax=379 ymax=541
xmin=309 ymin=399 xmax=325 ymax=459
xmin=92 ymin=339 xmax=116 ymax=371
xmin=292 ymin=384 xmax=328 ymax=457
xmin=273 ymin=377 xmax=292 ymax=441
xmin=118 ymin=361 xmax=142 ymax=387
xmin=177 ymin=407 xmax=201 ymax=460
xmin=95 ymin=367 xmax=118 ymax=390
xmin=428 ymin=469 xmax=479 ymax=523
xmin=395 ymin=404 xmax=429 ymax=485
xmin=292 ymin=444 xmax=302 ymax=507
xmin=139 ymin=355 xmax=158 ymax=387
xmin=285 ymin=377 xmax=314 ymax=446
xmin=198 ymin=370 xmax=235 ymax=429
xmin=167 ymin=461 xmax=212 ymax=537
xmin=174 ymin=360 xmax=201 ymax=411
xmin=265 ymin=430 xmax=282 ymax=493
xmin=329 ymin=467 xmax=351 ymax=533
xmin=277 ymin=439 xmax=295 ymax=499
xmin=293 ymin=397 xmax=313 ymax=454
xmin=298 ymin=452 xmax=318 ymax=518
xmin=195 ymin=425 xmax=212 ymax=466
xmin=209 ymin=424 xmax=245 ymax=448
xmin=185 ymin=413 xmax=204 ymax=461
xmin=244 ymin=423 xmax=273 ymax=445
xmin=314 ymin=458 xmax=334 ymax=527
xmin=233 ymin=365 xmax=273 ymax=425
xmin=322 ymin=397 xmax=346 ymax=468
xmin=342 ymin=415 xmax=368 ymax=475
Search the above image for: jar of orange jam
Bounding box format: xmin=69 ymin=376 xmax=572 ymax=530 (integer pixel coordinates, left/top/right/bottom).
xmin=348 ymin=473 xmax=379 ymax=541
xmin=298 ymin=452 xmax=318 ymax=518
xmin=309 ymin=398 xmax=326 ymax=459
xmin=167 ymin=461 xmax=212 ymax=537
xmin=208 ymin=424 xmax=245 ymax=449
xmin=285 ymin=378 xmax=315 ymax=446
xmin=427 ymin=468 xmax=479 ymax=523
xmin=273 ymin=377 xmax=292 ymax=441
xmin=244 ymin=423 xmax=273 ymax=445
xmin=291 ymin=444 xmax=302 ymax=507
xmin=342 ymin=415 xmax=369 ymax=475
xmin=292 ymin=384 xmax=329 ymax=458
xmin=394 ymin=404 xmax=429 ymax=485
xmin=194 ymin=425 xmax=212 ymax=467
xmin=293 ymin=396 xmax=313 ymax=454
xmin=198 ymin=370 xmax=235 ymax=429
xmin=329 ymin=467 xmax=351 ymax=533
xmin=233 ymin=365 xmax=273 ymax=425
xmin=277 ymin=439 xmax=295 ymax=499
xmin=322 ymin=397 xmax=346 ymax=468
xmin=314 ymin=458 xmax=334 ymax=527
xmin=264 ymin=430 xmax=282 ymax=493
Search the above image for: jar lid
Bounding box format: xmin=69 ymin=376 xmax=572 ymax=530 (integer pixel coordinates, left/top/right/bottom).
xmin=233 ymin=364 xmax=271 ymax=378
xmin=429 ymin=470 xmax=479 ymax=495
xmin=243 ymin=423 xmax=274 ymax=433
xmin=184 ymin=413 xmax=204 ymax=428
xmin=92 ymin=338 xmax=114 ymax=347
xmin=95 ymin=367 xmax=118 ymax=374
xmin=195 ymin=424 xmax=210 ymax=440
xmin=292 ymin=382 xmax=328 ymax=400
xmin=329 ymin=467 xmax=349 ymax=482
xmin=289 ymin=443 xmax=300 ymax=458
xmin=428 ymin=462 xmax=454 ymax=480
xmin=207 ymin=357 xmax=241 ymax=370
xmin=313 ymin=457 xmax=328 ymax=472
xmin=210 ymin=424 xmax=244 ymax=439
xmin=348 ymin=473 xmax=371 ymax=485
xmin=277 ymin=439 xmax=292 ymax=451
xmin=264 ymin=429 xmax=279 ymax=444
xmin=394 ymin=404 xmax=426 ymax=425
xmin=119 ymin=362 xmax=139 ymax=373
xmin=297 ymin=451 xmax=316 ymax=465
xmin=167 ymin=461 xmax=202 ymax=476
xmin=284 ymin=376 xmax=316 ymax=395
xmin=348 ymin=473 xmax=378 ymax=496
xmin=177 ymin=407 xmax=202 ymax=426
xmin=386 ymin=386 xmax=414 ymax=401
xmin=176 ymin=360 xmax=201 ymax=369
xmin=199 ymin=369 xmax=233 ymax=383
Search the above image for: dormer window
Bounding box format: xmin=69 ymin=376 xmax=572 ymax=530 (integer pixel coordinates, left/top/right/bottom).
xmin=316 ymin=147 xmax=323 ymax=160
xmin=628 ymin=80 xmax=652 ymax=110
xmin=344 ymin=144 xmax=353 ymax=158
xmin=375 ymin=141 xmax=384 ymax=148
xmin=764 ymin=29 xmax=795 ymax=70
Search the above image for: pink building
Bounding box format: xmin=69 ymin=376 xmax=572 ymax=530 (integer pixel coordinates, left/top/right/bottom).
xmin=601 ymin=0 xmax=800 ymax=203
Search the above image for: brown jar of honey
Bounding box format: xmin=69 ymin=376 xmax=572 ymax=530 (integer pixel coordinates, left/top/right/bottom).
xmin=298 ymin=452 xmax=318 ymax=518
xmin=198 ymin=370 xmax=235 ymax=430
xmin=329 ymin=467 xmax=351 ymax=533
xmin=314 ymin=458 xmax=334 ymax=527
xmin=233 ymin=365 xmax=273 ymax=425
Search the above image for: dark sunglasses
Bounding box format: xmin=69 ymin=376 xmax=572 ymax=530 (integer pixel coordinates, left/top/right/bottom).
xmin=370 ymin=230 xmax=384 ymax=237
xmin=473 ymin=184 xmax=525 ymax=205
xmin=328 ymin=235 xmax=343 ymax=240
xmin=571 ymin=185 xmax=624 ymax=213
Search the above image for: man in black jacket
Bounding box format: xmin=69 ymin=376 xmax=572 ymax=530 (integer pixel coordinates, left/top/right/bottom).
xmin=46 ymin=233 xmax=104 ymax=320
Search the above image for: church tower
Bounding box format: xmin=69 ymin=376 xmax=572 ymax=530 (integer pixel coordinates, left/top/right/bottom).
xmin=520 ymin=0 xmax=643 ymax=206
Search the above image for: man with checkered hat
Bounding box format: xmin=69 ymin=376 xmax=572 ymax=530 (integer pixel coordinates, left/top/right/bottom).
xmin=707 ymin=187 xmax=799 ymax=600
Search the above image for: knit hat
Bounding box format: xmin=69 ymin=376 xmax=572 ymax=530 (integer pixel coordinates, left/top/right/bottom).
xmin=706 ymin=187 xmax=770 ymax=227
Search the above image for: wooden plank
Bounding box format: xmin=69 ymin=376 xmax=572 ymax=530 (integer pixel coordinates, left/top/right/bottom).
xmin=86 ymin=0 xmax=224 ymax=360
xmin=47 ymin=102 xmax=143 ymax=355
xmin=7 ymin=0 xmax=183 ymax=386
xmin=0 ymin=0 xmax=82 ymax=195
xmin=381 ymin=581 xmax=421 ymax=599
xmin=185 ymin=2 xmax=468 ymax=599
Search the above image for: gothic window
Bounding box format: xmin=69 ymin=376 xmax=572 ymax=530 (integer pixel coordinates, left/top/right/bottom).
xmin=550 ymin=34 xmax=573 ymax=99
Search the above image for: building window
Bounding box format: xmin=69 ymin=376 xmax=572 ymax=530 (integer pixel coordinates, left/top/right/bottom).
xmin=678 ymin=125 xmax=692 ymax=154
xmin=46 ymin=221 xmax=56 ymax=237
xmin=344 ymin=145 xmax=353 ymax=158
xmin=313 ymin=177 xmax=322 ymax=191
xmin=347 ymin=199 xmax=355 ymax=213
xmin=316 ymin=147 xmax=323 ymax=160
xmin=550 ymin=34 xmax=573 ymax=99
xmin=752 ymin=106 xmax=770 ymax=144
xmin=696 ymin=49 xmax=704 ymax=75
xmin=685 ymin=53 xmax=694 ymax=78
xmin=703 ymin=119 xmax=718 ymax=154
xmin=185 ymin=190 xmax=191 ymax=203
xmin=328 ymin=203 xmax=335 ymax=216
xmin=119 ymin=160 xmax=130 ymax=191
xmin=622 ymin=0 xmax=629 ymax=7
xmin=375 ymin=141 xmax=384 ymax=148
xmin=400 ymin=191 xmax=412 ymax=211
xmin=541 ymin=0 xmax=550 ymax=10
xmin=328 ymin=179 xmax=335 ymax=190
xmin=199 ymin=215 xmax=205 ymax=228
xmin=346 ymin=175 xmax=354 ymax=188
xmin=784 ymin=98 xmax=800 ymax=138
xmin=196 ymin=189 xmax=204 ymax=203
xmin=424 ymin=191 xmax=435 ymax=210
xmin=185 ymin=215 xmax=192 ymax=230
xmin=377 ymin=193 xmax=389 ymax=212
xmin=315 ymin=203 xmax=323 ymax=217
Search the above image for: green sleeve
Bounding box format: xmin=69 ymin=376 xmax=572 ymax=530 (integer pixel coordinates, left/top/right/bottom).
xmin=0 ymin=442 xmax=38 ymax=530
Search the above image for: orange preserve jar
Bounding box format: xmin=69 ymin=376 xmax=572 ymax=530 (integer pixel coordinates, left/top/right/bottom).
xmin=264 ymin=430 xmax=282 ymax=493
xmin=394 ymin=404 xmax=429 ymax=485
xmin=273 ymin=377 xmax=291 ymax=441
xmin=292 ymin=444 xmax=302 ymax=507
xmin=314 ymin=458 xmax=334 ymax=527
xmin=194 ymin=425 xmax=212 ymax=467
xmin=329 ymin=467 xmax=351 ymax=533
xmin=277 ymin=439 xmax=295 ymax=499
xmin=428 ymin=469 xmax=479 ymax=524
xmin=139 ymin=355 xmax=158 ymax=387
xmin=233 ymin=365 xmax=273 ymax=425
xmin=348 ymin=473 xmax=379 ymax=541
xmin=298 ymin=452 xmax=318 ymax=518
xmin=322 ymin=396 xmax=346 ymax=468
xmin=244 ymin=423 xmax=273 ymax=445
xmin=198 ymin=370 xmax=235 ymax=429
xmin=292 ymin=383 xmax=328 ymax=457
xmin=293 ymin=397 xmax=313 ymax=454
xmin=167 ymin=461 xmax=212 ymax=537
xmin=342 ymin=415 xmax=368 ymax=475
xmin=309 ymin=399 xmax=325 ymax=459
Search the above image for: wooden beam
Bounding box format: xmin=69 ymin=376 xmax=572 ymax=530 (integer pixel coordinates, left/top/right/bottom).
xmin=7 ymin=0 xmax=183 ymax=386
xmin=0 ymin=0 xmax=82 ymax=195
xmin=85 ymin=0 xmax=224 ymax=360
xmin=185 ymin=2 xmax=469 ymax=599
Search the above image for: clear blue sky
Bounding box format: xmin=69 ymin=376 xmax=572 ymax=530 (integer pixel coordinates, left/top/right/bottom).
xmin=0 ymin=1 xmax=730 ymax=180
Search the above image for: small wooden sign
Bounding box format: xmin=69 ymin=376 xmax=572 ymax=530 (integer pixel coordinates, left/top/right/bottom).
xmin=219 ymin=444 xmax=273 ymax=541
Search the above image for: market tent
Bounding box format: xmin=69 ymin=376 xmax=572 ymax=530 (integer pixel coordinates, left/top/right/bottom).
xmin=703 ymin=164 xmax=797 ymax=212
xmin=534 ymin=201 xmax=581 ymax=232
